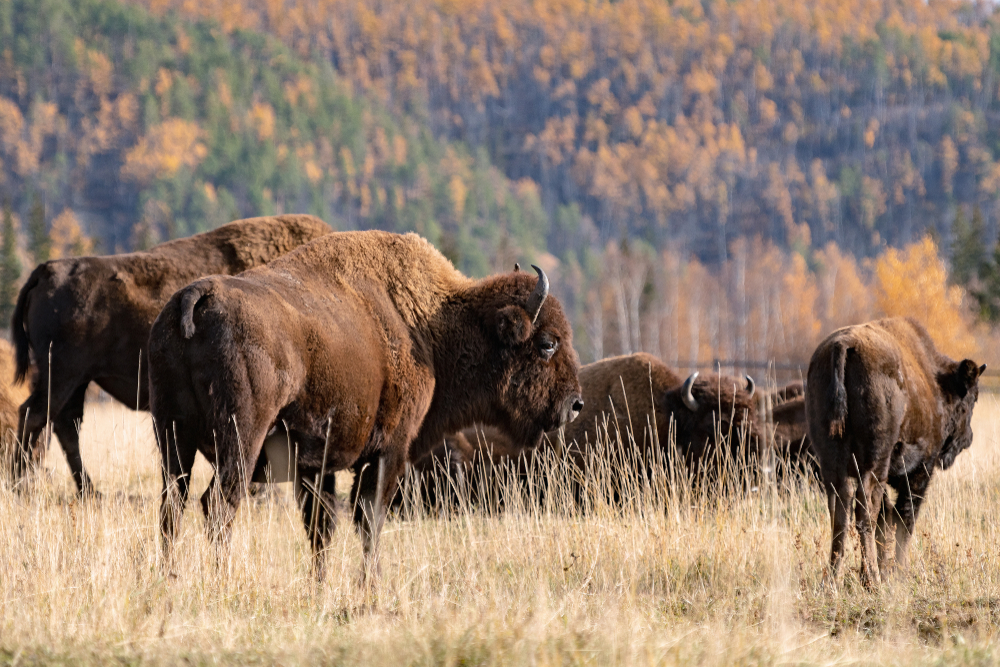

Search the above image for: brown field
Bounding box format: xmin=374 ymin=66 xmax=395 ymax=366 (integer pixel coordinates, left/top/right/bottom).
xmin=1 ymin=392 xmax=1000 ymax=665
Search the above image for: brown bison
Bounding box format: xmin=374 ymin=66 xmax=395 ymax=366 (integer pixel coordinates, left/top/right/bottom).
xmin=10 ymin=214 xmax=331 ymax=496
xmin=148 ymin=232 xmax=583 ymax=576
xmin=758 ymin=382 xmax=814 ymax=476
xmin=403 ymin=424 xmax=525 ymax=511
xmin=560 ymin=354 xmax=762 ymax=474
xmin=0 ymin=340 xmax=29 ymax=470
xmin=806 ymin=317 xmax=985 ymax=588
xmin=404 ymin=353 xmax=764 ymax=509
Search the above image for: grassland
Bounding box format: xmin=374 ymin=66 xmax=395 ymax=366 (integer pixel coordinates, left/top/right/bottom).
xmin=1 ymin=394 xmax=999 ymax=665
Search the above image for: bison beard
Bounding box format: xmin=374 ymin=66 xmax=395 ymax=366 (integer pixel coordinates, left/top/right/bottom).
xmin=148 ymin=231 xmax=583 ymax=578
xmin=9 ymin=214 xmax=331 ymax=496
xmin=806 ymin=317 xmax=985 ymax=589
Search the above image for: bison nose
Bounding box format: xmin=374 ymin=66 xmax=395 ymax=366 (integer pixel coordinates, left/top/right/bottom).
xmin=563 ymin=396 xmax=584 ymax=425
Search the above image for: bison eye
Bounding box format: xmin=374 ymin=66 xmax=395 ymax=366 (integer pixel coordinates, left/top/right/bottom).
xmin=538 ymin=337 xmax=559 ymax=360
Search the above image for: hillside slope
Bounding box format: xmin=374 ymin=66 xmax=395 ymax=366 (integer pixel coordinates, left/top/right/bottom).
xmin=0 ymin=0 xmax=547 ymax=276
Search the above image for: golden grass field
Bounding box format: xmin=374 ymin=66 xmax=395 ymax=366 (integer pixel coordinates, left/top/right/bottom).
xmin=1 ymin=392 xmax=1000 ymax=666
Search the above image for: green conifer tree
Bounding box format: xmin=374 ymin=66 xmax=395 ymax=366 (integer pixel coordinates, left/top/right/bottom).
xmin=0 ymin=200 xmax=22 ymax=324
xmin=28 ymin=195 xmax=50 ymax=263
xmin=951 ymin=206 xmax=986 ymax=288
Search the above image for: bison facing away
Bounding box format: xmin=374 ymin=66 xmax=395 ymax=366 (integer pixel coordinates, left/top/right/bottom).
xmin=806 ymin=317 xmax=985 ymax=588
xmin=11 ymin=214 xmax=331 ymax=496
xmin=148 ymin=231 xmax=583 ymax=577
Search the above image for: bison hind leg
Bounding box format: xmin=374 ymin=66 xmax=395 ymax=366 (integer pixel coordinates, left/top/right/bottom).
xmin=159 ymin=420 xmax=199 ymax=571
xmin=825 ymin=475 xmax=857 ymax=589
xmin=875 ymin=492 xmax=897 ymax=577
xmin=855 ymin=471 xmax=884 ymax=590
xmin=50 ymin=384 xmax=99 ymax=498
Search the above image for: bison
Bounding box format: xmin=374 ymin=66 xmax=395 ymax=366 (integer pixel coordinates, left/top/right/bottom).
xmin=557 ymin=354 xmax=762 ymax=478
xmin=10 ymin=214 xmax=331 ymax=496
xmin=758 ymin=382 xmax=815 ymax=478
xmin=806 ymin=317 xmax=985 ymax=588
xmin=148 ymin=231 xmax=583 ymax=576
xmin=402 ymin=424 xmax=525 ymax=511
xmin=404 ymin=353 xmax=764 ymax=509
xmin=0 ymin=340 xmax=29 ymax=471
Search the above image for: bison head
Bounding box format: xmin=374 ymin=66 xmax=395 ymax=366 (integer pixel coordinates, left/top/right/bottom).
xmin=485 ymin=265 xmax=583 ymax=446
xmin=424 ymin=265 xmax=583 ymax=454
xmin=937 ymin=359 xmax=986 ymax=470
xmin=660 ymin=371 xmax=762 ymax=467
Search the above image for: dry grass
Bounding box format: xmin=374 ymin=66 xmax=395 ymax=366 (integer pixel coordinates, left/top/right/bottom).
xmin=2 ymin=394 xmax=1000 ymax=665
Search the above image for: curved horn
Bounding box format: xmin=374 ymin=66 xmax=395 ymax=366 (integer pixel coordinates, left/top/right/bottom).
xmin=682 ymin=372 xmax=700 ymax=411
xmin=514 ymin=263 xmax=521 ymax=272
xmin=525 ymin=264 xmax=549 ymax=324
xmin=745 ymin=375 xmax=755 ymax=398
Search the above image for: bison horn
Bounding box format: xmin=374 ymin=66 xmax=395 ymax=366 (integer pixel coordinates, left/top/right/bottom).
xmin=514 ymin=263 xmax=521 ymax=272
xmin=525 ymin=264 xmax=549 ymax=324
xmin=745 ymin=375 xmax=755 ymax=398
xmin=682 ymin=372 xmax=699 ymax=411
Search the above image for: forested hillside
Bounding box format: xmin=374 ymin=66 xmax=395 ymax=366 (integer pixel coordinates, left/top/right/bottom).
xmin=0 ymin=0 xmax=547 ymax=276
xmin=4 ymin=0 xmax=1000 ymax=365
xmin=126 ymin=0 xmax=1000 ymax=262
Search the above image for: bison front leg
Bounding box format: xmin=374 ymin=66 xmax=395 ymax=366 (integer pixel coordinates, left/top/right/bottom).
xmin=890 ymin=465 xmax=932 ymax=571
xmin=350 ymin=450 xmax=406 ymax=584
xmin=297 ymin=471 xmax=337 ymax=581
xmin=855 ymin=471 xmax=884 ymax=590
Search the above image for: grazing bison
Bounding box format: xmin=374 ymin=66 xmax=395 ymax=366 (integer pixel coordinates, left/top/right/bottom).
xmin=406 ymin=353 xmax=764 ymax=508
xmin=806 ymin=317 xmax=985 ymax=588
xmin=770 ymin=395 xmax=810 ymax=462
xmin=403 ymin=424 xmax=525 ymax=510
xmin=11 ymin=214 xmax=331 ymax=495
xmin=758 ymin=382 xmax=814 ymax=476
xmin=561 ymin=354 xmax=762 ymax=473
xmin=148 ymin=232 xmax=583 ymax=576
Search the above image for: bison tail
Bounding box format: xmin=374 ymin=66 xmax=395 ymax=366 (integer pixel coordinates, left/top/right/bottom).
xmin=179 ymin=283 xmax=212 ymax=339
xmin=11 ymin=264 xmax=46 ymax=384
xmin=829 ymin=341 xmax=848 ymax=438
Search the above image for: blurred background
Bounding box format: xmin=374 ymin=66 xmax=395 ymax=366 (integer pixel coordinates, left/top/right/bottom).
xmin=2 ymin=0 xmax=1000 ymax=379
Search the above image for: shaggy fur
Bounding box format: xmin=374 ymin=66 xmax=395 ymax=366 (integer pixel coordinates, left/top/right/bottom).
xmin=806 ymin=317 xmax=985 ymax=589
xmin=10 ymin=214 xmax=331 ymax=495
xmin=0 ymin=340 xmax=29 ymax=471
xmin=148 ymin=231 xmax=583 ymax=576
xmin=758 ymin=382 xmax=814 ymax=477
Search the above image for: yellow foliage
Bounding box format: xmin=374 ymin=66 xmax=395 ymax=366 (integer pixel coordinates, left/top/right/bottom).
xmin=448 ymin=174 xmax=467 ymax=220
xmin=872 ymin=236 xmax=977 ymax=358
xmin=121 ymin=119 xmax=207 ymax=183
xmin=249 ymin=102 xmax=276 ymax=141
xmin=49 ymin=209 xmax=94 ymax=259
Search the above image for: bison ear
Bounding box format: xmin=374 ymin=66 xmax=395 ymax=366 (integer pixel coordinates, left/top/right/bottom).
xmin=943 ymin=359 xmax=983 ymax=398
xmin=494 ymin=305 xmax=532 ymax=346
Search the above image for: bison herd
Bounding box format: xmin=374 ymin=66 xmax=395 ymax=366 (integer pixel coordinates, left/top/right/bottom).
xmin=4 ymin=215 xmax=987 ymax=589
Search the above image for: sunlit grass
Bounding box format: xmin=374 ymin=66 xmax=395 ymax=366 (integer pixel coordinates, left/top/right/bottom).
xmin=1 ymin=393 xmax=999 ymax=664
